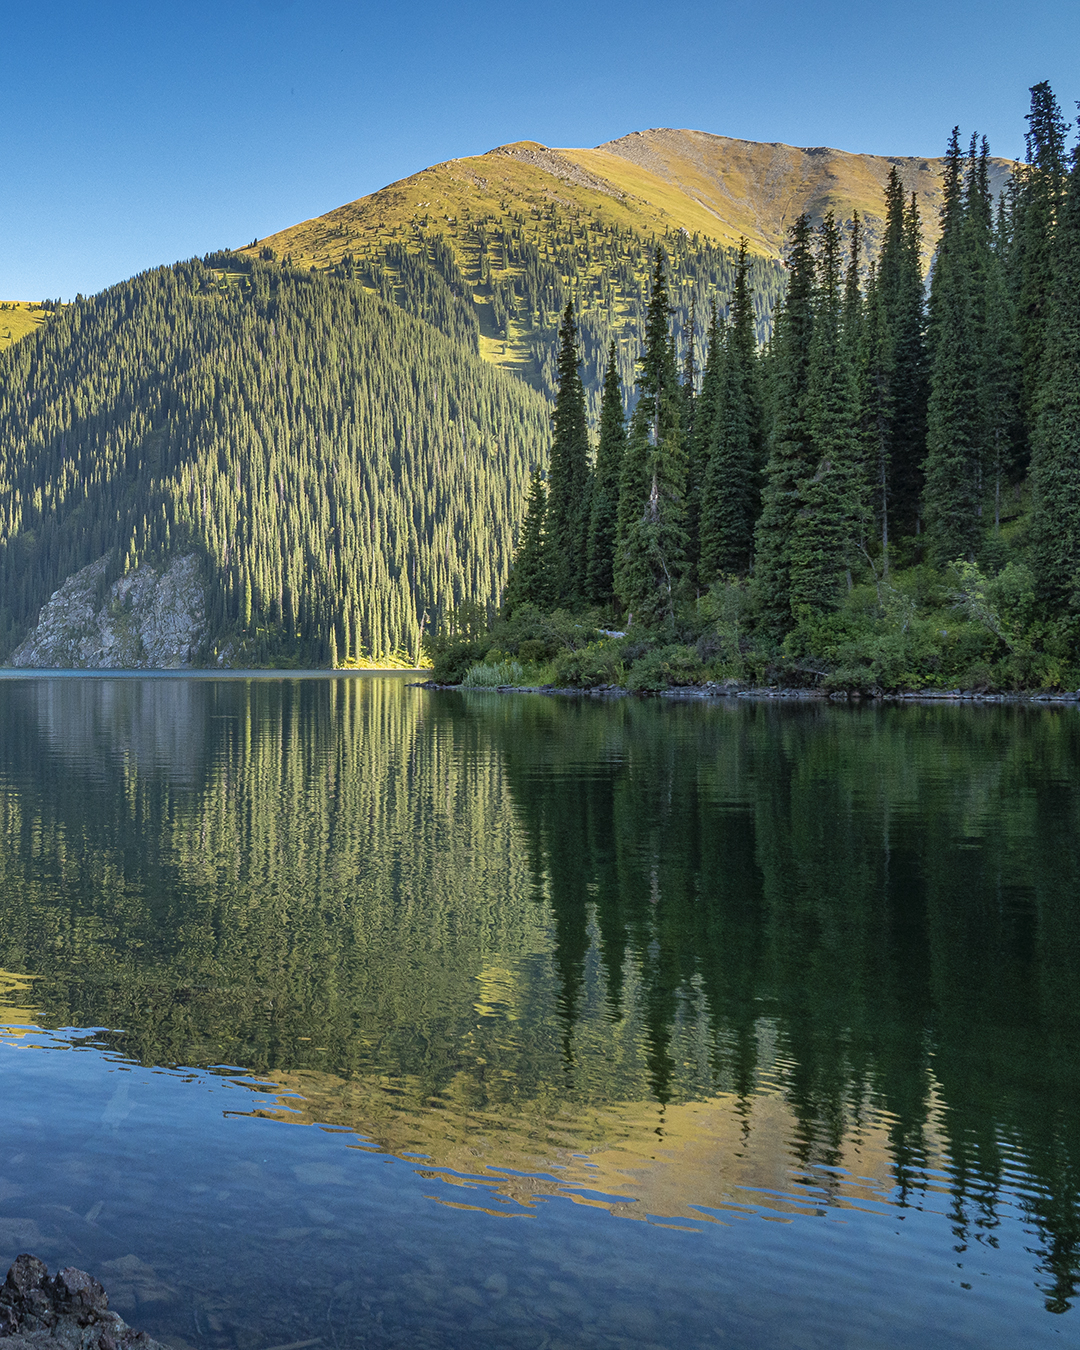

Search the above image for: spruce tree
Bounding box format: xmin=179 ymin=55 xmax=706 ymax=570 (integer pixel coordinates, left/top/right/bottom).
xmin=923 ymin=129 xmax=983 ymax=563
xmin=700 ymin=241 xmax=763 ymax=582
xmin=685 ymin=299 xmax=723 ymax=588
xmin=1031 ymin=135 xmax=1080 ymax=608
xmin=753 ymin=214 xmax=816 ymax=636
xmin=544 ymin=301 xmax=591 ymax=606
xmin=1013 ymin=82 xmax=1071 ymax=441
xmin=862 ymin=261 xmax=894 ymax=569
xmin=503 ymin=467 xmax=551 ymax=616
xmin=874 ymin=169 xmax=929 ymax=541
xmin=986 ymin=196 xmax=1023 ymax=528
xmin=617 ymin=424 xmax=689 ymax=627
xmin=788 ymin=213 xmax=868 ymax=614
xmin=585 ymin=343 xmax=627 ymax=607
xmin=614 ymin=249 xmax=686 ymax=623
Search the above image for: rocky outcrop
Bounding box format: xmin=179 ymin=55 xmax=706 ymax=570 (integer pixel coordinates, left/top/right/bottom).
xmin=11 ymin=556 xmax=205 ymax=669
xmin=0 ymin=1255 xmax=165 ymax=1350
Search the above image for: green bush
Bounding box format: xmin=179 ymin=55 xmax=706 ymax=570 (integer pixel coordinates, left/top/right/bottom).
xmin=625 ymin=645 xmax=707 ymax=692
xmin=429 ymin=638 xmax=490 ymax=684
xmin=549 ymin=641 xmax=624 ymax=688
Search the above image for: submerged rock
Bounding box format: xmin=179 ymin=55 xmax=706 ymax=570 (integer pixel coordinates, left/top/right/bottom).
xmin=0 ymin=1255 xmax=165 ymax=1350
xmin=11 ymin=555 xmax=205 ymax=669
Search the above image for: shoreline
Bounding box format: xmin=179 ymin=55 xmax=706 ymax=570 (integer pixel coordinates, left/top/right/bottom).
xmin=413 ymin=680 xmax=1080 ymax=705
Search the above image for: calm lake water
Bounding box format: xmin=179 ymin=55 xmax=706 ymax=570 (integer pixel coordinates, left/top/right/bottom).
xmin=0 ymin=674 xmax=1076 ymax=1349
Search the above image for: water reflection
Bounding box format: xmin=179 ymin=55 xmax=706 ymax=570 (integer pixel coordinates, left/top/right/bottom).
xmin=0 ymin=676 xmax=1076 ymax=1334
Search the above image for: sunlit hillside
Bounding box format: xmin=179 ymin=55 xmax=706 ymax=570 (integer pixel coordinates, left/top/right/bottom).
xmin=240 ymin=129 xmax=1015 ymax=404
xmin=0 ymin=301 xmax=56 ymax=351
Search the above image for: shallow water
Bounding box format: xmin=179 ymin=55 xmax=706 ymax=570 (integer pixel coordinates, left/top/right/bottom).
xmin=0 ymin=674 xmax=1076 ymax=1348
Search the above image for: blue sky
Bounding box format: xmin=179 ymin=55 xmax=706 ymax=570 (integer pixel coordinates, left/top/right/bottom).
xmin=2 ymin=0 xmax=1078 ymax=299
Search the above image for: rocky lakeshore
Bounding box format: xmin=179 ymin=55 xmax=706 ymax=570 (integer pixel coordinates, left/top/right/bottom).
xmin=414 ymin=678 xmax=1080 ymax=704
xmin=0 ymin=1256 xmax=164 ymax=1350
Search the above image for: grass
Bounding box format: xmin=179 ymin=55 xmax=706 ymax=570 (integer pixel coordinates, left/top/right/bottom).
xmin=0 ymin=302 xmax=55 ymax=351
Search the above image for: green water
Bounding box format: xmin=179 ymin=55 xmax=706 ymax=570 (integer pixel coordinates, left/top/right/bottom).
xmin=0 ymin=674 xmax=1076 ymax=1348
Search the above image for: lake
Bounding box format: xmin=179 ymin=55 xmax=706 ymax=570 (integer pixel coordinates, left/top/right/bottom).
xmin=0 ymin=673 xmax=1075 ymax=1349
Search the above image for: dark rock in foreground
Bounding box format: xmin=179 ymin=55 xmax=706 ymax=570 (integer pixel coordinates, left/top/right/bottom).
xmin=0 ymin=1256 xmax=165 ymax=1350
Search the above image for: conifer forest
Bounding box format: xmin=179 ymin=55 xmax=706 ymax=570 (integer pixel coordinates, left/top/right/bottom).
xmin=454 ymin=83 xmax=1080 ymax=693
xmin=2 ymin=84 xmax=1079 ymax=687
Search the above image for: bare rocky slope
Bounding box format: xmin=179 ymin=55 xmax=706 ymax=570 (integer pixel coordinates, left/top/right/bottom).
xmin=11 ymin=556 xmax=205 ymax=669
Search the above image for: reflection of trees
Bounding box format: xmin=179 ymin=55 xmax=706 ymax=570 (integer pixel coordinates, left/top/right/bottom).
xmin=0 ymin=681 xmax=1077 ymax=1310
xmin=491 ymin=697 xmax=1080 ymax=1312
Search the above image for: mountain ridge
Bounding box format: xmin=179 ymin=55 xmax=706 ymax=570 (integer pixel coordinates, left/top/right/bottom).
xmin=247 ymin=125 xmax=1017 ymax=270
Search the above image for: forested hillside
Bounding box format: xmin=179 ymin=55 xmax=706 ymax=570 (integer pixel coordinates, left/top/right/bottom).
xmin=249 ymin=190 xmax=784 ymax=421
xmin=242 ymin=131 xmax=1013 ymax=413
xmin=0 ymin=257 xmax=549 ymax=664
xmin=441 ymin=84 xmax=1080 ymax=694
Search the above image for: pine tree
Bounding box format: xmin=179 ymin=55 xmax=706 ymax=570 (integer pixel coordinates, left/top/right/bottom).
xmin=1013 ymin=82 xmax=1071 ymax=441
xmin=873 ymin=169 xmax=929 ymax=542
xmin=753 ymin=214 xmax=816 ymax=635
xmin=616 ymin=425 xmax=689 ymax=627
xmin=614 ymin=248 xmax=687 ymax=623
xmin=1031 ymin=135 xmax=1080 ymax=608
xmin=863 ymin=260 xmax=893 ymax=569
xmin=788 ymin=213 xmax=868 ymax=614
xmin=986 ymin=196 xmax=1023 ymax=529
xmin=503 ymin=467 xmax=551 ymax=615
xmin=685 ymin=299 xmax=723 ymax=587
xmin=700 ymin=240 xmax=763 ymax=581
xmin=585 ymin=343 xmax=627 ymax=607
xmin=923 ymin=129 xmax=984 ymax=564
xmin=544 ymin=301 xmax=591 ymax=606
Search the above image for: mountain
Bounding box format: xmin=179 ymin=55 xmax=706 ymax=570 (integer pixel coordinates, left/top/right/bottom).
xmin=0 ymin=256 xmax=549 ymax=665
xmin=240 ymin=129 xmax=1016 ymax=401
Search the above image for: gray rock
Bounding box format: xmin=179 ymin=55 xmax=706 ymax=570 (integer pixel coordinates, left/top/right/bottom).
xmin=11 ymin=556 xmax=205 ymax=669
xmin=0 ymin=1255 xmax=165 ymax=1350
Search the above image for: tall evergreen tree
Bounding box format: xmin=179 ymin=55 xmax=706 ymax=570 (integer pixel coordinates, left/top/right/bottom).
xmin=585 ymin=343 xmax=627 ymax=607
xmin=986 ymin=196 xmax=1023 ymax=528
xmin=503 ymin=467 xmax=550 ymax=616
xmin=685 ymin=299 xmax=723 ymax=587
xmin=1013 ymin=82 xmax=1071 ymax=441
xmin=700 ymin=240 xmax=763 ymax=581
xmin=788 ymin=213 xmax=868 ymax=614
xmin=874 ymin=169 xmax=929 ymax=541
xmin=1031 ymin=134 xmax=1080 ymax=608
xmin=862 ymin=260 xmax=894 ymax=569
xmin=614 ymin=249 xmax=687 ymax=623
xmin=753 ymin=214 xmax=816 ymax=635
xmin=544 ymin=301 xmax=591 ymax=606
xmin=923 ymin=129 xmax=984 ymax=563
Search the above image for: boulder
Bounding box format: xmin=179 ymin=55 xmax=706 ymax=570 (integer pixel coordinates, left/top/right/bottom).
xmin=0 ymin=1256 xmax=166 ymax=1350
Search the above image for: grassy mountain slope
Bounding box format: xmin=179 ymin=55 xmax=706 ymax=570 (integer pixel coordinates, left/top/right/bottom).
xmin=239 ymin=139 xmax=790 ymax=408
xmin=0 ymin=302 xmax=56 ymax=351
xmin=0 ymin=257 xmax=549 ymax=664
xmin=241 ymin=129 xmax=1015 ymax=403
xmin=569 ymin=129 xmax=1015 ymax=264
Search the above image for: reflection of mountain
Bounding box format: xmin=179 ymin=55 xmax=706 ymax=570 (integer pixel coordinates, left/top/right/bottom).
xmin=0 ymin=679 xmax=1077 ymax=1311
xmin=242 ymin=1054 xmax=934 ymax=1227
xmin=22 ymin=677 xmax=208 ymax=786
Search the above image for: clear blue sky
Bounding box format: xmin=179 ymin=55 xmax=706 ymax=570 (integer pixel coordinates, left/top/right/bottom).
xmin=2 ymin=0 xmax=1077 ymax=299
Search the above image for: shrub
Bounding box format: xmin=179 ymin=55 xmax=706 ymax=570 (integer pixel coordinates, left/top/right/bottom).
xmin=549 ymin=641 xmax=624 ymax=688
xmin=625 ymin=645 xmax=707 ymax=692
xmin=429 ymin=639 xmax=489 ymax=684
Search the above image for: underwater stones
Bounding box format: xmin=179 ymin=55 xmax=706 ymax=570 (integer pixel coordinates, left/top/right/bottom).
xmin=0 ymin=1256 xmax=165 ymax=1350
